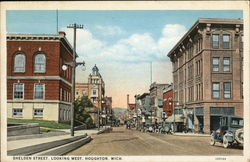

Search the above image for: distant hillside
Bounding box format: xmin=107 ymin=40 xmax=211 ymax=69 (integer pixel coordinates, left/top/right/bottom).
xmin=112 ymin=108 xmax=127 ymax=114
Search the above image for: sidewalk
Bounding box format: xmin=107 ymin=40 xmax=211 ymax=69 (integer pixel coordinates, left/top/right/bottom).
xmin=173 ymin=132 xmax=210 ymax=137
xmin=7 ymin=127 xmax=105 ymax=151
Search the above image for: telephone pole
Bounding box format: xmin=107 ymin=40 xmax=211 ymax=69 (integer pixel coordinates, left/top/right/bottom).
xmin=67 ymin=23 xmax=84 ymax=136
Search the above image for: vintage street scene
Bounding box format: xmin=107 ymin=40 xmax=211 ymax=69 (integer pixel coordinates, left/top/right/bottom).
xmin=4 ymin=8 xmax=244 ymax=160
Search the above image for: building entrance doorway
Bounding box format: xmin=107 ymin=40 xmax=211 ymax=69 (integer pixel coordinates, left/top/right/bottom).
xmin=196 ymin=116 xmax=204 ymax=132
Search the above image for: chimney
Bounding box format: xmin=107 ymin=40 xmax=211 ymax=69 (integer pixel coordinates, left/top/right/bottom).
xmin=59 ymin=31 xmax=66 ymax=37
xmin=127 ymin=94 xmax=129 ymax=109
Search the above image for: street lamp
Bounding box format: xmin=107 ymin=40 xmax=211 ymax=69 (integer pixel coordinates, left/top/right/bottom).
xmin=64 ymin=23 xmax=84 ymax=136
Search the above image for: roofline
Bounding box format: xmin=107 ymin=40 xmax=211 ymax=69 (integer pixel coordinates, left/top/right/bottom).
xmin=167 ymin=18 xmax=243 ymax=57
xmin=6 ymin=33 xmax=78 ymax=57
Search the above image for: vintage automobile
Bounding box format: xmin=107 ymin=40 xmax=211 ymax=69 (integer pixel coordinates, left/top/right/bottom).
xmin=210 ymin=115 xmax=243 ymax=148
xmin=144 ymin=123 xmax=154 ymax=133
xmin=159 ymin=122 xmax=171 ymax=134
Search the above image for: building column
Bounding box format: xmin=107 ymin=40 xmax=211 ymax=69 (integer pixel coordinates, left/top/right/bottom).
xmin=203 ymin=104 xmax=210 ymax=134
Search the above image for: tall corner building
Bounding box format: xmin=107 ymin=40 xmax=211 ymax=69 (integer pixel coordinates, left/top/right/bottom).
xmin=7 ymin=32 xmax=73 ymax=122
xmin=167 ymin=18 xmax=243 ymax=133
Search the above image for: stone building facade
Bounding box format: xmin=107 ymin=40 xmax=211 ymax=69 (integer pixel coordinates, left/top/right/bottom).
xmin=167 ymin=18 xmax=243 ymax=133
xmin=75 ymin=64 xmax=105 ymax=110
xmin=7 ymin=32 xmax=73 ymax=122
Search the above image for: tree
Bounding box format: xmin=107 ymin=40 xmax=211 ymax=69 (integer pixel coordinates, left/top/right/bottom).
xmin=74 ymin=96 xmax=95 ymax=128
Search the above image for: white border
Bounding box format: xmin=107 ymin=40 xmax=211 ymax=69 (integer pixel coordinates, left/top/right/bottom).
xmin=1 ymin=1 xmax=249 ymax=162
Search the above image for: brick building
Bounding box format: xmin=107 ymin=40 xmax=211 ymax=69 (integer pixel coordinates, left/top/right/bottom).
xmin=149 ymin=82 xmax=169 ymax=122
xmin=163 ymin=84 xmax=173 ymax=117
xmin=167 ymin=18 xmax=243 ymax=133
xmin=7 ymin=32 xmax=73 ymax=122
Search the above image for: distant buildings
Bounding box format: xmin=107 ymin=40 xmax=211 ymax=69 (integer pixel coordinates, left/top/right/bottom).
xmin=168 ymin=18 xmax=243 ymax=133
xmin=149 ymin=82 xmax=169 ymax=122
xmin=7 ymin=32 xmax=73 ymax=122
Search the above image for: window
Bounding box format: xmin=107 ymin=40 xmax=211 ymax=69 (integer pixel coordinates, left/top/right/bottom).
xmin=93 ymin=89 xmax=96 ymax=95
xmin=13 ymin=108 xmax=23 ymax=117
xmin=34 ymin=83 xmax=44 ymax=99
xmin=212 ymin=83 xmax=220 ymax=98
xmin=224 ymin=82 xmax=231 ymax=99
xmin=82 ymin=90 xmax=86 ymax=95
xmin=212 ymin=34 xmax=219 ymax=48
xmin=212 ymin=57 xmax=219 ymax=72
xmin=210 ymin=107 xmax=234 ymax=116
xmin=14 ymin=53 xmax=25 ymax=72
xmin=13 ymin=83 xmax=24 ymax=99
xmin=223 ymin=34 xmax=230 ymax=49
xmin=76 ymin=90 xmax=79 ymax=95
xmin=34 ymin=108 xmax=43 ymax=117
xmin=34 ymin=54 xmax=46 ymax=73
xmin=223 ymin=57 xmax=230 ymax=72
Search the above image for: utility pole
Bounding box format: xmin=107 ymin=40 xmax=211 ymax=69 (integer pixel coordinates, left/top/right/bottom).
xmin=67 ymin=23 xmax=84 ymax=136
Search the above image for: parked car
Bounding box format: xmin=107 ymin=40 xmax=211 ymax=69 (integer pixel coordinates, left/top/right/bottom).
xmin=145 ymin=123 xmax=154 ymax=133
xmin=210 ymin=115 xmax=243 ymax=148
xmin=159 ymin=122 xmax=171 ymax=134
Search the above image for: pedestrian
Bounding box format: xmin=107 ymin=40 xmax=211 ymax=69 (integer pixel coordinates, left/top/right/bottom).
xmin=154 ymin=119 xmax=159 ymax=133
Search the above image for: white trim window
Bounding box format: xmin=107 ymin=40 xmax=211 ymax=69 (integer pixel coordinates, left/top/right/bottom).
xmin=34 ymin=83 xmax=44 ymax=99
xmin=212 ymin=57 xmax=219 ymax=72
xmin=223 ymin=34 xmax=230 ymax=49
xmin=212 ymin=82 xmax=220 ymax=99
xmin=13 ymin=83 xmax=24 ymax=99
xmin=223 ymin=57 xmax=230 ymax=72
xmin=13 ymin=108 xmax=23 ymax=117
xmin=34 ymin=108 xmax=43 ymax=117
xmin=212 ymin=34 xmax=219 ymax=48
xmin=14 ymin=53 xmax=25 ymax=72
xmin=224 ymin=82 xmax=231 ymax=99
xmin=34 ymin=53 xmax=46 ymax=73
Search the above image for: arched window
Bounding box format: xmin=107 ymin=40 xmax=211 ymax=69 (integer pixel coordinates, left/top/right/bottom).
xmin=14 ymin=53 xmax=25 ymax=72
xmin=34 ymin=53 xmax=46 ymax=73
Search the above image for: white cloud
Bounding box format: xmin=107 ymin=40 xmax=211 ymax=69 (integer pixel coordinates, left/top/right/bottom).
xmin=71 ymin=24 xmax=186 ymax=107
xmin=62 ymin=24 xmax=186 ymax=63
xmin=158 ymin=24 xmax=187 ymax=56
xmin=62 ymin=27 xmax=105 ymax=58
xmin=95 ymin=25 xmax=126 ymax=36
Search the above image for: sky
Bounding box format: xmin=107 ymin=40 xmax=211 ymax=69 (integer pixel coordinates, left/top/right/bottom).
xmin=6 ymin=10 xmax=243 ymax=108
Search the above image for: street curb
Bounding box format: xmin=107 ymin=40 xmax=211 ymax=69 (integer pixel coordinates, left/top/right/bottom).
xmin=96 ymin=127 xmax=112 ymax=135
xmin=7 ymin=131 xmax=70 ymax=141
xmin=7 ymin=134 xmax=87 ymax=156
xmin=173 ymin=133 xmax=210 ymax=137
xmin=37 ymin=136 xmax=92 ymax=156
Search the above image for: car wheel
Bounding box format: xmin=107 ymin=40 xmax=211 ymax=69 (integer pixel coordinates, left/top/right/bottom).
xmin=210 ymin=136 xmax=215 ymax=146
xmin=223 ymin=135 xmax=229 ymax=148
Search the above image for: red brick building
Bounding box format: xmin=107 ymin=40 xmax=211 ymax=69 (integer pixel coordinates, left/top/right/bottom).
xmin=163 ymin=86 xmax=173 ymax=117
xmin=7 ymin=32 xmax=73 ymax=122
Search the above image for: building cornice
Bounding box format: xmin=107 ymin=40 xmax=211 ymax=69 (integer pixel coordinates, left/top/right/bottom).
xmin=7 ymin=76 xmax=72 ymax=87
xmin=167 ymin=18 xmax=243 ymax=59
xmin=7 ymin=33 xmax=75 ymax=57
xmin=7 ymin=100 xmax=72 ymax=105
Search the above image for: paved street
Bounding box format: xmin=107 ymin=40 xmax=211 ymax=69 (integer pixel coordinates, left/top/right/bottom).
xmin=67 ymin=126 xmax=242 ymax=156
